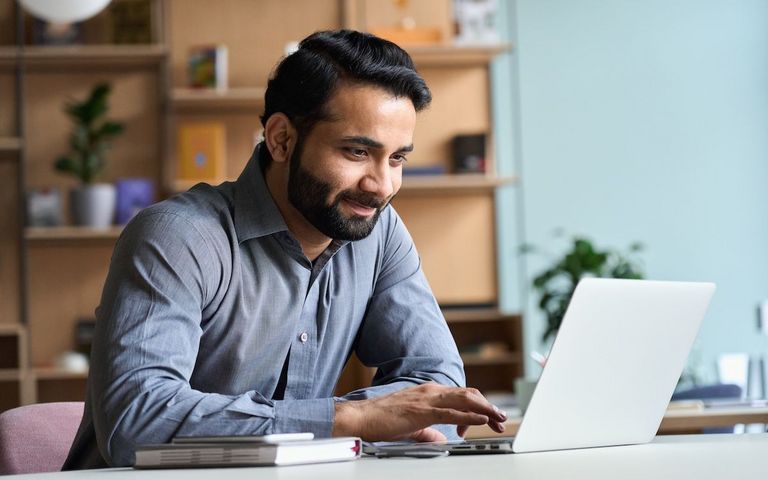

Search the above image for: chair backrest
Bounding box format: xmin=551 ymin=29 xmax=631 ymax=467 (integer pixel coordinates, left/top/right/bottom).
xmin=0 ymin=402 xmax=84 ymax=475
xmin=671 ymin=383 xmax=742 ymax=401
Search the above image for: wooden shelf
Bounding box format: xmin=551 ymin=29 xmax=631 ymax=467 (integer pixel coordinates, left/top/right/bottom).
xmin=170 ymin=174 xmax=516 ymax=195
xmin=32 ymin=367 xmax=88 ymax=380
xmin=443 ymin=308 xmax=520 ymax=324
xmin=0 ymin=137 xmax=22 ymax=153
xmin=407 ymin=43 xmax=512 ymax=67
xmin=0 ymin=45 xmax=167 ymax=69
xmin=0 ymin=369 xmax=24 ymax=381
xmin=171 ymin=179 xmax=210 ymax=193
xmin=25 ymin=226 xmax=124 ymax=242
xmin=399 ymin=174 xmax=516 ymax=194
xmin=461 ymin=352 xmax=522 ymax=366
xmin=0 ymin=324 xmax=24 ymax=335
xmin=171 ymin=87 xmax=266 ymax=110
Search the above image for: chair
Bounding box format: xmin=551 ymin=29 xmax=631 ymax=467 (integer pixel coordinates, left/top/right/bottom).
xmin=0 ymin=402 xmax=84 ymax=475
xmin=672 ymin=383 xmax=742 ymax=402
xmin=671 ymin=384 xmax=742 ymax=434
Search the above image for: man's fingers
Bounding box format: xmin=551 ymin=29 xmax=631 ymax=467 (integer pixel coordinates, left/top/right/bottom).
xmin=410 ymin=427 xmax=447 ymax=443
xmin=430 ymin=407 xmax=489 ymax=426
xmin=489 ymin=419 xmax=506 ymax=433
xmin=457 ymin=425 xmax=469 ymax=437
xmin=430 ymin=388 xmax=507 ymax=423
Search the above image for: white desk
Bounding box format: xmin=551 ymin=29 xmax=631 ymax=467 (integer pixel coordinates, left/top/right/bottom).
xmin=467 ymin=405 xmax=768 ymax=438
xmin=10 ymin=434 xmax=768 ymax=480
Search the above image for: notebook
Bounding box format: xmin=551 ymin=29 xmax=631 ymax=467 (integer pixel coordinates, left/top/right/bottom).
xmin=135 ymin=434 xmax=361 ymax=468
xmin=367 ymin=278 xmax=716 ymax=456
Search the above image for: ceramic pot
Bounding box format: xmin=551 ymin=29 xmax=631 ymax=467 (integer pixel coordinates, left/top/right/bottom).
xmin=70 ymin=183 xmax=116 ymax=227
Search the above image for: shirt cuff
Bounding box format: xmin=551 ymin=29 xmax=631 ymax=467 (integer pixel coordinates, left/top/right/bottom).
xmin=272 ymin=397 xmax=335 ymax=438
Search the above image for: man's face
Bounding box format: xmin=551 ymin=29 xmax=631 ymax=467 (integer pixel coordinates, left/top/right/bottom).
xmin=286 ymin=83 xmax=416 ymax=241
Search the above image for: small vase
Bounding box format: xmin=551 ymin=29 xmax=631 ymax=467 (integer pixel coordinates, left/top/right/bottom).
xmin=70 ymin=183 xmax=116 ymax=227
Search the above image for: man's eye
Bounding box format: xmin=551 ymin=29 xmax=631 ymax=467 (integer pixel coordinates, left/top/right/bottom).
xmin=391 ymin=154 xmax=408 ymax=165
xmin=346 ymin=148 xmax=368 ymax=157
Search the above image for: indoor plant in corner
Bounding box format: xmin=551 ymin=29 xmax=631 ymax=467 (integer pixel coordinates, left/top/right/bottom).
xmin=55 ymin=82 xmax=125 ymax=227
xmin=523 ymin=234 xmax=645 ymax=342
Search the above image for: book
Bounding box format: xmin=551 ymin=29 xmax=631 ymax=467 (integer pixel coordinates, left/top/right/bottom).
xmin=134 ymin=436 xmax=361 ymax=468
xmin=176 ymin=122 xmax=226 ymax=184
xmin=188 ymin=45 xmax=228 ymax=90
xmin=115 ymin=178 xmax=155 ymax=225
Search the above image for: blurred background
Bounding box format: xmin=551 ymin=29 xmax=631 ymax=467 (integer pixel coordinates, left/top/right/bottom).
xmin=0 ymin=0 xmax=766 ymax=417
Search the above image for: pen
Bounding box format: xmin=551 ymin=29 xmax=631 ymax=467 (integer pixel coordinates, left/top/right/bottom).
xmin=530 ymin=351 xmax=547 ymax=367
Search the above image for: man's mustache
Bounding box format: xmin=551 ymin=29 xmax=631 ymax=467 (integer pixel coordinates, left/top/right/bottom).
xmin=338 ymin=190 xmax=390 ymax=210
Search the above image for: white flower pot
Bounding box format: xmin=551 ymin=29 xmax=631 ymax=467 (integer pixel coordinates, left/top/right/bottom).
xmin=70 ymin=183 xmax=116 ymax=227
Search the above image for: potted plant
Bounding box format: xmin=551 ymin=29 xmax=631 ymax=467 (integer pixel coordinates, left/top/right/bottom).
xmin=522 ymin=234 xmax=645 ymax=342
xmin=55 ymin=82 xmax=124 ymax=227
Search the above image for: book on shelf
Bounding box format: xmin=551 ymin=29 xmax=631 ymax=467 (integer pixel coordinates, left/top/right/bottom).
xmin=403 ymin=165 xmax=447 ymax=176
xmin=176 ymin=122 xmax=226 ymax=185
xmin=134 ymin=434 xmax=361 ymax=468
xmin=188 ymin=45 xmax=228 ymax=90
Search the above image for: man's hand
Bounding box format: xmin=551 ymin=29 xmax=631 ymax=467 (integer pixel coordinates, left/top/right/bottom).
xmin=332 ymin=383 xmax=507 ymax=442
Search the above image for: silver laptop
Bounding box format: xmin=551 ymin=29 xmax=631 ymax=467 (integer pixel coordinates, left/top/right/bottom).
xmin=369 ymin=278 xmax=716 ymax=456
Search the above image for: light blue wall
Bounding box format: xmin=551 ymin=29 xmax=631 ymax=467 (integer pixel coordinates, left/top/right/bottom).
xmin=495 ymin=0 xmax=768 ymax=379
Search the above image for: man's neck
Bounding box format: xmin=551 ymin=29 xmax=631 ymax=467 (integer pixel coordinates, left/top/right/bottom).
xmin=264 ymin=163 xmax=332 ymax=262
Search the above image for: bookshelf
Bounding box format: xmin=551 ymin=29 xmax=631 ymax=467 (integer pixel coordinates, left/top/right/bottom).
xmin=170 ymin=87 xmax=266 ymax=110
xmin=24 ymin=226 xmax=124 ymax=241
xmin=0 ymin=136 xmax=22 ymax=152
xmin=0 ymin=0 xmax=522 ymax=408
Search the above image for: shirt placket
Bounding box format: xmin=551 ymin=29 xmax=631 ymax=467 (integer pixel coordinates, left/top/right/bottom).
xmin=285 ymin=277 xmax=320 ymax=398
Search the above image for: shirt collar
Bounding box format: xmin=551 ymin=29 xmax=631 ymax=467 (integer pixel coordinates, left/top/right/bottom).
xmin=233 ymin=147 xmax=289 ymax=243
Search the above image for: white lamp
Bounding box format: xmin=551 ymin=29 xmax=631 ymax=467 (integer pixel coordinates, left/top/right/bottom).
xmin=18 ymin=0 xmax=112 ymax=23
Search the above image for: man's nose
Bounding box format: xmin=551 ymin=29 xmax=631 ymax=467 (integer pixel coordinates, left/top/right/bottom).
xmin=360 ymin=160 xmax=394 ymax=200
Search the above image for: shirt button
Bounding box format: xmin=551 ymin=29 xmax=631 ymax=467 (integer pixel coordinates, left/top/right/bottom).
xmin=299 ymin=332 xmax=309 ymax=343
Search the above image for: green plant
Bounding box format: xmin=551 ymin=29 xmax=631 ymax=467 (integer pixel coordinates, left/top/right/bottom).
xmin=521 ymin=234 xmax=645 ymax=342
xmin=54 ymin=83 xmax=125 ymax=183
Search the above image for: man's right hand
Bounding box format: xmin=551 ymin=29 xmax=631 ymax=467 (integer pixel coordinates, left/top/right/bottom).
xmin=332 ymin=383 xmax=507 ymax=442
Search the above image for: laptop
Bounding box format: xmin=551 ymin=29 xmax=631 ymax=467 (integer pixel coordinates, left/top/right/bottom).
xmin=368 ymin=278 xmax=716 ymax=456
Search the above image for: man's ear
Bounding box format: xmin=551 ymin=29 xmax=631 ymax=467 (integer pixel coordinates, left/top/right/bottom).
xmin=264 ymin=113 xmax=296 ymax=164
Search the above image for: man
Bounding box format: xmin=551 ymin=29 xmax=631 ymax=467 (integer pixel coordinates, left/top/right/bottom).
xmin=64 ymin=30 xmax=506 ymax=469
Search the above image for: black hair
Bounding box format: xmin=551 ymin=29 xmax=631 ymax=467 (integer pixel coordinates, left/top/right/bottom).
xmin=258 ymin=29 xmax=431 ymax=165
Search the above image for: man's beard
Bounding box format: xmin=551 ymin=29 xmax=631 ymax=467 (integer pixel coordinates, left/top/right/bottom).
xmin=287 ymin=144 xmax=391 ymax=241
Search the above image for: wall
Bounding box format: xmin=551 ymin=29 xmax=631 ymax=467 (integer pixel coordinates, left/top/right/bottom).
xmin=497 ymin=0 xmax=768 ymax=379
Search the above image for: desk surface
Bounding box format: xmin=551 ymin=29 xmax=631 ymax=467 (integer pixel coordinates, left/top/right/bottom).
xmin=467 ymin=405 xmax=768 ymax=438
xmin=9 ymin=434 xmax=768 ymax=480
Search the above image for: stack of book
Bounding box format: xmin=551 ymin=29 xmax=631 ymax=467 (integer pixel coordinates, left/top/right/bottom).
xmin=134 ymin=433 xmax=361 ymax=468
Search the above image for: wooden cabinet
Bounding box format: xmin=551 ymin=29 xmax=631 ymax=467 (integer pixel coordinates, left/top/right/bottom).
xmin=0 ymin=0 xmax=520 ymax=409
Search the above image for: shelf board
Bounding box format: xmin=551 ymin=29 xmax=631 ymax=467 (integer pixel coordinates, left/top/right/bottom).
xmin=25 ymin=226 xmax=124 ymax=241
xmin=0 ymin=137 xmax=22 ymax=153
xmin=443 ymin=308 xmax=520 ymax=324
xmin=0 ymin=369 xmax=24 ymax=381
xmin=399 ymin=174 xmax=516 ymax=194
xmin=461 ymin=352 xmax=522 ymax=366
xmin=0 ymin=44 xmax=167 ymax=69
xmin=0 ymin=323 xmax=24 ymax=335
xmin=171 ymin=87 xmax=266 ymax=110
xmin=32 ymin=367 xmax=88 ymax=380
xmin=170 ymin=174 xmax=515 ymax=196
xmin=407 ymin=43 xmax=512 ymax=67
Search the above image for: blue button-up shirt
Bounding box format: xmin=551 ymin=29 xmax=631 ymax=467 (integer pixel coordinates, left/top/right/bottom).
xmin=64 ymin=152 xmax=465 ymax=468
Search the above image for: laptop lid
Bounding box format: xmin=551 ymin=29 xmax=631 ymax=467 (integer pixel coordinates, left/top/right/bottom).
xmin=512 ymin=278 xmax=715 ymax=453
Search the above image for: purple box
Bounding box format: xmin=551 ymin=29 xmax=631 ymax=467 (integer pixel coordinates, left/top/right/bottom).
xmin=115 ymin=178 xmax=155 ymax=225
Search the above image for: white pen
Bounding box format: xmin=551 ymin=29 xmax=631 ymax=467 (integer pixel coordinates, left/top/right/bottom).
xmin=529 ymin=351 xmax=547 ymax=367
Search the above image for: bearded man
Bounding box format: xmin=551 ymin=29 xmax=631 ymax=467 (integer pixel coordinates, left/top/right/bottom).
xmin=64 ymin=29 xmax=506 ymax=469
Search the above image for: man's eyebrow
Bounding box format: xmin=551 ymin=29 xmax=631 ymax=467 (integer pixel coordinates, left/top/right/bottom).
xmin=340 ymin=136 xmax=414 ymax=152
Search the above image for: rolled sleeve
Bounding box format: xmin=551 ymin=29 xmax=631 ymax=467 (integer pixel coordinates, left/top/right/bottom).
xmin=273 ymin=398 xmax=335 ymax=437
